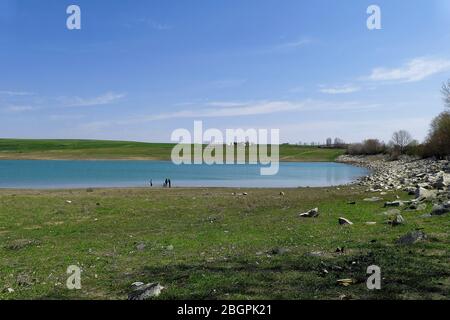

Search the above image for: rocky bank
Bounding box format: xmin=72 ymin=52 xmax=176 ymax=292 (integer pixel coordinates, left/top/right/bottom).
xmin=337 ymin=155 xmax=450 ymax=216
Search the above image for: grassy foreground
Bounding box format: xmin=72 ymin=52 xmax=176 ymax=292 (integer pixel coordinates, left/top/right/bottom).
xmin=0 ymin=186 xmax=448 ymax=300
xmin=0 ymin=139 xmax=344 ymax=162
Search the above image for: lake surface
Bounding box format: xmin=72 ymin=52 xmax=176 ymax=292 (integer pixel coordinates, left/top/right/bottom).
xmin=0 ymin=160 xmax=368 ymax=189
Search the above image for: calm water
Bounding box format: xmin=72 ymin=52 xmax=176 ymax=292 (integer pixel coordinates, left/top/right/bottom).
xmin=0 ymin=160 xmax=368 ymax=189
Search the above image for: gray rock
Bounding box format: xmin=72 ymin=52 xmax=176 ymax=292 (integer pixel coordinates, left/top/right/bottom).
xmin=384 ymin=201 xmax=403 ymax=207
xmin=305 ymin=251 xmax=324 ymax=257
xmin=431 ymin=204 xmax=450 ymax=216
xmin=396 ymin=231 xmax=427 ymax=245
xmin=299 ymin=208 xmax=319 ymax=218
xmin=128 ymin=283 xmax=165 ymax=300
xmin=391 ymin=214 xmax=405 ymax=226
xmin=434 ymin=173 xmax=450 ymax=189
xmin=415 ymin=187 xmax=436 ymax=200
xmin=408 ymin=203 xmax=427 ymax=211
xmin=364 ymin=197 xmax=382 ymax=202
xmin=136 ymin=243 xmax=146 ymax=251
xmin=269 ymin=247 xmax=289 ymax=255
xmin=338 ymin=217 xmax=353 ymax=225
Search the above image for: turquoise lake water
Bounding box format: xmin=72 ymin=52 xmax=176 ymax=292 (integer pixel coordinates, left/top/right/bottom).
xmin=0 ymin=160 xmax=368 ymax=189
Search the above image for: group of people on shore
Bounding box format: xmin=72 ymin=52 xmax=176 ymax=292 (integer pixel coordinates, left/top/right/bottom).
xmin=148 ymin=178 xmax=172 ymax=188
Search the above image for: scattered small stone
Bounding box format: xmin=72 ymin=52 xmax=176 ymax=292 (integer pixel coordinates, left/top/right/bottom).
xmin=65 ymin=200 xmax=72 ymax=204
xmin=338 ymin=217 xmax=353 ymax=225
xmin=16 ymin=273 xmax=33 ymax=287
xmin=131 ymin=281 xmax=144 ymax=287
xmin=166 ymin=245 xmax=174 ymax=251
xmin=390 ymin=214 xmax=405 ymax=226
xmin=4 ymin=239 xmax=40 ymax=251
xmin=366 ymin=222 xmax=377 ymax=225
xmin=136 ymin=243 xmax=146 ymax=251
xmin=269 ymin=247 xmax=289 ymax=255
xmin=431 ymin=204 xmax=450 ymax=216
xmin=335 ymin=247 xmax=345 ymax=253
xmin=337 ymin=279 xmax=355 ymax=287
xmin=128 ymin=282 xmax=165 ymax=300
xmin=306 ymin=251 xmax=324 ymax=257
xmin=279 ymin=192 xmax=285 ymax=196
xmin=364 ymin=197 xmax=382 ymax=202
xmin=299 ymin=208 xmax=319 ymax=218
xmin=384 ymin=201 xmax=403 ymax=207
xmin=397 ymin=231 xmax=427 ymax=245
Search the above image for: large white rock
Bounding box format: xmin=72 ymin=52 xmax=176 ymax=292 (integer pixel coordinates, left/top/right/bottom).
xmin=434 ymin=173 xmax=450 ymax=189
xmin=415 ymin=187 xmax=436 ymax=200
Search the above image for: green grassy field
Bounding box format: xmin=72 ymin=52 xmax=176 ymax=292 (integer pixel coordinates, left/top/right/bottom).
xmin=0 ymin=139 xmax=344 ymax=162
xmin=0 ymin=187 xmax=448 ymax=300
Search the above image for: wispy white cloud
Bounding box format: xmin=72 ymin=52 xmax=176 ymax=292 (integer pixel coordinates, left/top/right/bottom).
xmin=274 ymin=38 xmax=312 ymax=50
xmin=3 ymin=105 xmax=35 ymax=113
xmin=125 ymin=18 xmax=172 ymax=31
xmin=319 ymin=84 xmax=361 ymax=94
xmin=48 ymin=114 xmax=85 ymax=121
xmin=82 ymin=99 xmax=380 ymax=129
xmin=205 ymin=101 xmax=251 ymax=108
xmin=253 ymin=37 xmax=313 ymax=55
xmin=64 ymin=92 xmax=126 ymax=107
xmin=0 ymin=91 xmax=34 ymax=96
xmin=210 ymin=79 xmax=247 ymax=89
xmin=138 ymin=18 xmax=172 ymax=30
xmin=136 ymin=100 xmax=379 ymax=122
xmin=367 ymin=57 xmax=450 ymax=83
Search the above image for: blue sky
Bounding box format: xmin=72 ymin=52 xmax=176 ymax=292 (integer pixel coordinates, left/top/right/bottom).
xmin=1 ymin=0 xmax=450 ymax=143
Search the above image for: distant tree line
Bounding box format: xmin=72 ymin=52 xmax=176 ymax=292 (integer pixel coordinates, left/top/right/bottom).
xmin=346 ymin=79 xmax=450 ymax=160
xmin=296 ymin=138 xmax=346 ymax=148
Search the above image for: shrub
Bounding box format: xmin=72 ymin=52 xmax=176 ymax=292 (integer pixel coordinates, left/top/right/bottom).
xmin=423 ymin=111 xmax=450 ymax=158
xmin=347 ymin=139 xmax=385 ymax=155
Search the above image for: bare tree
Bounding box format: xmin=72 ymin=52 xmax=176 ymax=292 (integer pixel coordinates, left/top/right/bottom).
xmin=326 ymin=137 xmax=332 ymax=146
xmin=391 ymin=130 xmax=413 ymax=154
xmin=442 ymin=79 xmax=450 ymax=109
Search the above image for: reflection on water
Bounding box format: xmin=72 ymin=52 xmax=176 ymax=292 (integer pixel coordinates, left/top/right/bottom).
xmin=0 ymin=160 xmax=368 ymax=189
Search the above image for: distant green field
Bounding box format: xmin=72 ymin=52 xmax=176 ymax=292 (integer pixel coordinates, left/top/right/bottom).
xmin=0 ymin=139 xmax=345 ymax=162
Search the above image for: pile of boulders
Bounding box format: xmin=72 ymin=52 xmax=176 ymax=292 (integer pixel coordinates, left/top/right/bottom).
xmin=337 ymin=155 xmax=450 ymax=216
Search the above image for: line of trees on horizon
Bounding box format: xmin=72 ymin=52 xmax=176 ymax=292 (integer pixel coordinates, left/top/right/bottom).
xmin=346 ymin=79 xmax=450 ymax=160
